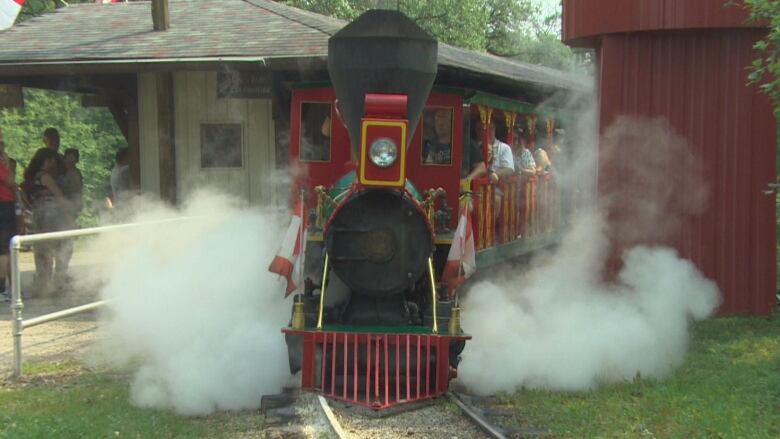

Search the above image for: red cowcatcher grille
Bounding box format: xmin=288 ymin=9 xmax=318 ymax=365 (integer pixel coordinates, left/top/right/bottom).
xmin=283 ymin=329 xmax=470 ymax=409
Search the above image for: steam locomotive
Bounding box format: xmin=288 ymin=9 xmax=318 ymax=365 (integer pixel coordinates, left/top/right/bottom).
xmin=279 ymin=9 xmax=570 ymax=410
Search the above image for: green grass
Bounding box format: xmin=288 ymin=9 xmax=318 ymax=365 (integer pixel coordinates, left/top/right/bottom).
xmin=0 ymin=363 xmax=264 ymax=439
xmin=2 ymin=317 xmax=778 ymax=438
xmin=504 ymin=316 xmax=780 ymax=439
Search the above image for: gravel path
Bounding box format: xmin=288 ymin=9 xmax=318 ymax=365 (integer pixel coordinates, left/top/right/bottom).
xmin=0 ymin=319 xmax=100 ymax=377
xmin=333 ymin=400 xmax=488 ymax=439
xmin=0 ymin=251 xmax=104 ymax=379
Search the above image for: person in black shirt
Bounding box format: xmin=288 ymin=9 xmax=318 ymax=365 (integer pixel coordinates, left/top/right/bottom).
xmin=423 ymin=109 xmax=453 ymax=165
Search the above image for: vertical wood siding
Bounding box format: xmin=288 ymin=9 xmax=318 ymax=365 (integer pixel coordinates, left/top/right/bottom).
xmin=172 ymin=71 xmax=276 ymax=205
xmin=563 ymin=0 xmax=755 ymax=45
xmin=597 ymin=29 xmax=776 ymax=314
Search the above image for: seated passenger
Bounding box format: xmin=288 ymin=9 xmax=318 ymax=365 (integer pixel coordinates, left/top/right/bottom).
xmin=513 ymin=129 xmax=536 ymax=176
xmin=534 ymin=134 xmax=553 ymax=174
xmin=423 ymin=108 xmax=453 ymax=165
xmin=477 ymin=118 xmax=514 ymax=224
xmin=484 ymin=119 xmax=514 ymax=183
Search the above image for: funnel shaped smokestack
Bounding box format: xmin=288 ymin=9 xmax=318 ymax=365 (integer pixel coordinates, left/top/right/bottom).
xmin=328 ymin=10 xmax=438 ymax=153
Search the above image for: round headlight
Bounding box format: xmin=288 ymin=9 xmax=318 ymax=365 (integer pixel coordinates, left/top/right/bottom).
xmin=369 ymin=137 xmax=398 ymax=168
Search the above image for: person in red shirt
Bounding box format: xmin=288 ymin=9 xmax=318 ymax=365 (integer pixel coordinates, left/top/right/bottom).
xmin=0 ymin=129 xmax=17 ymax=301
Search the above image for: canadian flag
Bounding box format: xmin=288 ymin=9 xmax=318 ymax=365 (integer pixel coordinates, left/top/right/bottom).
xmin=0 ymin=0 xmax=24 ymax=31
xmin=269 ymin=199 xmax=307 ymax=297
xmin=442 ymin=201 xmax=476 ymax=296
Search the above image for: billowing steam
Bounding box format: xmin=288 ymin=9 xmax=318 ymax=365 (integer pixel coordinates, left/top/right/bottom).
xmin=457 ymin=114 xmax=721 ymax=394
xmin=87 ymin=191 xmax=292 ymax=415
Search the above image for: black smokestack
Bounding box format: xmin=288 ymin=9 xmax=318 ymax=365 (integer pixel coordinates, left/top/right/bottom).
xmin=327 ymin=10 xmax=438 ymax=153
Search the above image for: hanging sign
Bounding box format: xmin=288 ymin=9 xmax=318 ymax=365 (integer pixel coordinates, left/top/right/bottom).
xmin=217 ymin=70 xmax=272 ymax=99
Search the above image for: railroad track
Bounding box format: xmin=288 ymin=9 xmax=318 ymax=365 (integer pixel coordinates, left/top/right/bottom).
xmin=447 ymin=391 xmax=508 ymax=439
xmin=260 ymin=388 xmax=343 ymax=438
xmin=261 ymin=390 xmax=550 ymax=438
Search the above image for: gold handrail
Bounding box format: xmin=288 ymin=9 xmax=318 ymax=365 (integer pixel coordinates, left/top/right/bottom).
xmin=316 ymin=253 xmax=330 ymax=330
xmin=427 ymin=257 xmax=438 ymax=334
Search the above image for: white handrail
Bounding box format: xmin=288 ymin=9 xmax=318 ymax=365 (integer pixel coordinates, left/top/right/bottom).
xmin=10 ymin=216 xmax=197 ymax=377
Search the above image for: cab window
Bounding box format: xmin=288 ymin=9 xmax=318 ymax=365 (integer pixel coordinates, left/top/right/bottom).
xmin=421 ymin=107 xmax=453 ymax=166
xmin=300 ymin=102 xmax=332 ymax=162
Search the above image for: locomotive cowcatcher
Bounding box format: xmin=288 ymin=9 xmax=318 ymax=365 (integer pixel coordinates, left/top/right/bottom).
xmin=278 ymin=9 xmax=471 ymax=410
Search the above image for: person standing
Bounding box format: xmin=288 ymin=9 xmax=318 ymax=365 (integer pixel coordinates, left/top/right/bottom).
xmin=110 ymin=147 xmax=130 ymax=205
xmin=0 ymin=129 xmax=16 ymax=301
xmin=23 ymin=148 xmax=71 ymax=295
xmin=55 ymin=148 xmax=83 ymax=284
xmin=43 ymin=127 xmax=61 ymax=154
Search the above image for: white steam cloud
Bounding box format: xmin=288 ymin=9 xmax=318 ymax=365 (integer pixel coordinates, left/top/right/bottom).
xmin=457 ymin=113 xmax=721 ymax=394
xmin=458 ymin=209 xmax=720 ymax=394
xmin=87 ymin=191 xmax=292 ymax=415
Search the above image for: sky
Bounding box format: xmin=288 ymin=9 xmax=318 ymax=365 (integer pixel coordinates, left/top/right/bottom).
xmin=534 ymin=0 xmax=560 ymax=15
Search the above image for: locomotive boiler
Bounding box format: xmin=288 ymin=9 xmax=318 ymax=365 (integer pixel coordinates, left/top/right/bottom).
xmin=280 ymin=9 xmax=470 ymax=410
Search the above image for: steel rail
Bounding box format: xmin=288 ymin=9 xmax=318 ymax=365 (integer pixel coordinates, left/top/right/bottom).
xmin=447 ymin=391 xmax=507 ymax=439
xmin=317 ymin=396 xmax=349 ymax=439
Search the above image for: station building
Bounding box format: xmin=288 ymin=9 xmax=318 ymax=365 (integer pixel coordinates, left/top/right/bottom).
xmin=0 ymin=0 xmax=587 ymax=205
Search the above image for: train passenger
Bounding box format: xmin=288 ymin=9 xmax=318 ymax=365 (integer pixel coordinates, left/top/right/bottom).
xmin=480 ymin=119 xmax=514 ymax=224
xmin=513 ymin=129 xmax=536 ymax=176
xmin=484 ymin=120 xmax=514 ymax=183
xmin=534 ymin=135 xmax=553 ymax=174
xmin=300 ymin=103 xmax=331 ymax=162
xmin=423 ymin=108 xmax=453 ymax=165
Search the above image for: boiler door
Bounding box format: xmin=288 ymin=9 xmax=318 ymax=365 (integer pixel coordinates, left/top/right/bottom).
xmin=326 ymin=189 xmax=432 ymax=297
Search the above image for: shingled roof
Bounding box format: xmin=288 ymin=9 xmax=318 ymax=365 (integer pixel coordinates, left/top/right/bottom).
xmin=0 ymin=0 xmax=590 ymax=92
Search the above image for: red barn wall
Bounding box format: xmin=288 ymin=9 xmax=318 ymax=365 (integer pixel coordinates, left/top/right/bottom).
xmin=563 ymin=0 xmax=754 ymax=46
xmin=563 ymin=0 xmax=776 ymax=315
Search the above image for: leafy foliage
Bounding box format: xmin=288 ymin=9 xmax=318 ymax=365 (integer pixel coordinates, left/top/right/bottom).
xmin=280 ymin=0 xmax=586 ymax=71
xmin=17 ymin=0 xmax=93 ymax=22
xmin=0 ymin=89 xmax=126 ymax=226
xmin=744 ymin=0 xmax=780 ymax=117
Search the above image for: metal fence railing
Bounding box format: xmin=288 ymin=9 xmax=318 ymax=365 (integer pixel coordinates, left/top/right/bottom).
xmin=9 ymin=217 xmax=194 ymax=377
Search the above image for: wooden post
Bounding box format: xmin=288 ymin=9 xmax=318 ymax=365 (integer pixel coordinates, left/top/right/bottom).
xmin=156 ymin=72 xmax=176 ymax=204
xmin=127 ymin=99 xmax=141 ymax=191
xmin=152 ymin=0 xmax=170 ymax=31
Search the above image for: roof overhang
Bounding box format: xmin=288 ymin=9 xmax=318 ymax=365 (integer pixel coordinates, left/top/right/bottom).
xmin=0 ymin=55 xmax=329 ymax=76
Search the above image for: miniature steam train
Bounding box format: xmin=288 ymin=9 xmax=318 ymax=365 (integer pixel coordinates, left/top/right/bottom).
xmin=279 ymin=9 xmax=570 ymax=409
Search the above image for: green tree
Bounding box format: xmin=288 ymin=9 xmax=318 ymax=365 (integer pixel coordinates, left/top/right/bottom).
xmin=280 ymin=0 xmax=583 ymax=69
xmin=0 ymin=89 xmax=126 ymax=226
xmin=17 ymin=0 xmax=92 ymax=22
xmin=744 ymin=0 xmax=780 ymax=116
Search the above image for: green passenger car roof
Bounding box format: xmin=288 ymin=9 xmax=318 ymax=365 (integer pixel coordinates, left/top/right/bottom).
xmin=291 ymin=82 xmax=465 ymax=97
xmin=290 ymin=85 xmax=561 ymax=119
xmin=465 ymin=92 xmax=540 ymax=116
